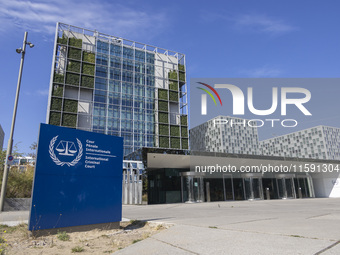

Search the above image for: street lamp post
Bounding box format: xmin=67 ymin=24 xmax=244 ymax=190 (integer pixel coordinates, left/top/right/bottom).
xmin=0 ymin=32 xmax=34 ymax=211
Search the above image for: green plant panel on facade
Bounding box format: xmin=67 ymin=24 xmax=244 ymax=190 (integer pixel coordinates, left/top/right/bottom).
xmin=68 ymin=37 xmax=82 ymax=48
xmin=63 ymin=99 xmax=78 ymax=113
xmin=50 ymin=97 xmax=62 ymax=111
xmin=53 ymin=73 xmax=64 ymax=83
xmin=181 ymin=126 xmax=188 ymax=137
xmin=82 ymin=63 xmax=95 ymax=76
xmin=66 ymin=73 xmax=80 ymax=86
xmin=158 ymin=112 xmax=168 ymax=124
xmin=170 ymin=137 xmax=181 ymax=149
xmin=168 ymin=70 xmax=178 ymax=80
xmin=52 ymin=84 xmax=64 ymax=97
xmin=169 ymin=91 xmax=178 ymax=102
xmin=159 ymin=124 xmax=169 ymax=136
xmin=81 ymin=75 xmax=94 ymax=88
xmin=49 ymin=112 xmax=61 ymax=126
xmin=159 ymin=136 xmax=169 ymax=148
xmin=179 ymin=72 xmax=185 ymax=82
xmin=62 ymin=113 xmax=77 ymax=128
xmin=158 ymin=100 xmax=168 ymax=112
xmin=57 ymin=35 xmax=68 ymax=45
xmin=182 ymin=138 xmax=189 ymax=149
xmin=158 ymin=89 xmax=168 ymax=100
xmin=181 ymin=115 xmax=188 ymax=126
xmin=68 ymin=47 xmax=82 ymax=60
xmin=178 ymin=64 xmax=185 ymax=72
xmin=83 ymin=51 xmax=95 ymax=63
xmin=169 ymin=81 xmax=178 ymax=91
xmin=170 ymin=125 xmax=180 ymax=137
xmin=67 ymin=60 xmax=81 ymax=73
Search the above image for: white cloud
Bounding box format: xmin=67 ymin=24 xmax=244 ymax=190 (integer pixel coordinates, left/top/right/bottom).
xmin=37 ymin=89 xmax=49 ymax=96
xmin=200 ymin=12 xmax=296 ymax=36
xmin=234 ymin=14 xmax=297 ymax=35
xmin=240 ymin=66 xmax=283 ymax=77
xmin=0 ymin=0 xmax=168 ymax=39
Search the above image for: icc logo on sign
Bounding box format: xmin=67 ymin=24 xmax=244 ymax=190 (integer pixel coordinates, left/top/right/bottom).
xmin=49 ymin=136 xmax=83 ymax=167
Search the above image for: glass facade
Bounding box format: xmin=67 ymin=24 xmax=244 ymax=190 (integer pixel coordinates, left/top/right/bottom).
xmin=47 ymin=23 xmax=188 ymax=156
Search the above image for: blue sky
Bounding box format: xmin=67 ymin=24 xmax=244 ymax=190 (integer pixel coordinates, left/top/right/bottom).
xmin=0 ymin=0 xmax=340 ymax=154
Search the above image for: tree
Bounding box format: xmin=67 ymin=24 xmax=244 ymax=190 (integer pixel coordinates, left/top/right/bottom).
xmin=27 ymin=142 xmax=37 ymax=160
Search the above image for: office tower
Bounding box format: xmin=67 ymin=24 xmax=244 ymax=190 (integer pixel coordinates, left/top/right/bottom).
xmin=190 ymin=116 xmax=260 ymax=155
xmin=47 ymin=23 xmax=188 ymax=155
xmin=260 ymin=125 xmax=340 ymax=160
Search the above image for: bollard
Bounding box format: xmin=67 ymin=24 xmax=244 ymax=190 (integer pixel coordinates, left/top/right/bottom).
xmin=266 ymin=188 xmax=270 ymax=200
xmin=298 ymin=187 xmax=302 ymax=199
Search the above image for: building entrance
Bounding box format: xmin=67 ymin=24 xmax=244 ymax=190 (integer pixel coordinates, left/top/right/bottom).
xmin=294 ymin=175 xmax=315 ymax=198
xmin=242 ymin=174 xmax=264 ymax=200
xmin=223 ymin=174 xmax=234 ymax=200
xmin=276 ymin=174 xmax=296 ymax=199
xmin=180 ymin=172 xmax=205 ymax=203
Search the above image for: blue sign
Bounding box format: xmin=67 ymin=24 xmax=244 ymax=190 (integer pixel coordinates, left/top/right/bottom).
xmin=29 ymin=124 xmax=123 ymax=231
xmin=7 ymin=156 xmax=13 ymax=161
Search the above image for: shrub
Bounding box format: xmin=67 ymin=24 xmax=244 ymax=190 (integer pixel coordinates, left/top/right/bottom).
xmin=68 ymin=48 xmax=81 ymax=60
xmin=168 ymin=70 xmax=177 ymax=80
xmin=182 ymin=138 xmax=189 ymax=149
xmin=159 ymin=124 xmax=169 ymax=136
xmin=2 ymin=166 xmax=34 ymax=198
xmin=158 ymin=101 xmax=168 ymax=112
xmin=81 ymin=75 xmax=94 ymax=88
xmin=181 ymin=126 xmax=188 ymax=137
xmin=170 ymin=125 xmax=180 ymax=137
xmin=68 ymin=37 xmax=82 ymax=48
xmin=53 ymin=73 xmax=64 ymax=83
xmin=179 ymin=72 xmax=185 ymax=82
xmin=158 ymin=89 xmax=168 ymax=100
xmin=49 ymin=112 xmax=61 ymax=126
xmin=52 ymin=84 xmax=63 ymax=97
xmin=66 ymin=73 xmax=80 ymax=86
xmin=169 ymin=81 xmax=178 ymax=91
xmin=50 ymin=98 xmax=62 ymax=111
xmin=57 ymin=231 xmax=70 ymax=241
xmin=83 ymin=51 xmax=95 ymax=63
xmin=158 ymin=112 xmax=168 ymax=123
xmin=178 ymin=64 xmax=185 ymax=72
xmin=67 ymin=60 xmax=80 ymax=73
xmin=62 ymin=113 xmax=77 ymax=127
xmin=82 ymin=63 xmax=95 ymax=76
xmin=170 ymin=137 xmax=180 ymax=149
xmin=57 ymin=35 xmax=68 ymax=45
xmin=63 ymin=99 xmax=78 ymax=113
xmin=159 ymin=137 xmax=169 ymax=148
xmin=169 ymin=91 xmax=178 ymax=102
xmin=181 ymin=115 xmax=188 ymax=126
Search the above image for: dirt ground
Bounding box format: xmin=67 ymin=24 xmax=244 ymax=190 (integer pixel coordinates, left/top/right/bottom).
xmin=0 ymin=220 xmax=169 ymax=254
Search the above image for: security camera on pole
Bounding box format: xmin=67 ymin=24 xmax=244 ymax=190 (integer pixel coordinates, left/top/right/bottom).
xmin=0 ymin=32 xmax=34 ymax=211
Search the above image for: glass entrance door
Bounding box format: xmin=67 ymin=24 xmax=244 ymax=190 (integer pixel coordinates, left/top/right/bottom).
xmin=180 ymin=172 xmax=205 ymax=203
xmin=242 ymin=175 xmax=264 ymax=200
xmin=223 ymin=174 xmax=234 ymax=200
xmin=294 ymin=175 xmax=314 ymax=198
xmin=276 ymin=175 xmax=296 ymax=199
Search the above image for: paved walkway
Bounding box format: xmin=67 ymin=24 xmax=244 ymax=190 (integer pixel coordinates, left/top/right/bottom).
xmin=116 ymin=198 xmax=340 ymax=254
xmin=1 ymin=199 xmax=339 ymax=254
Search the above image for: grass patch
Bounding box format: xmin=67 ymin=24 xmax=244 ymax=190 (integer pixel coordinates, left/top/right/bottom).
xmin=290 ymin=234 xmax=303 ymax=238
xmin=57 ymin=231 xmax=70 ymax=241
xmin=71 ymin=246 xmax=84 ymax=253
xmin=209 ymin=226 xmax=217 ymax=229
xmin=132 ymin=239 xmax=142 ymax=244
